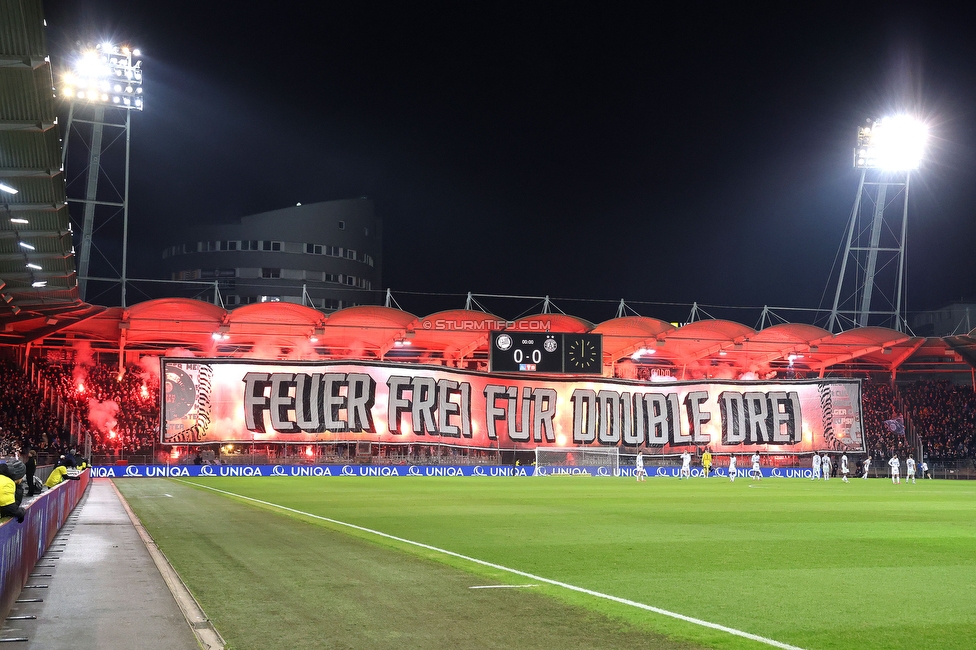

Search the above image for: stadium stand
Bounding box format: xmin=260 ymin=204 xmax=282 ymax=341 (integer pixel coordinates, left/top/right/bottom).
xmin=5 ymin=350 xmax=976 ymax=465
xmin=900 ymin=380 xmax=976 ymax=459
xmin=0 ymin=359 xmax=71 ymax=460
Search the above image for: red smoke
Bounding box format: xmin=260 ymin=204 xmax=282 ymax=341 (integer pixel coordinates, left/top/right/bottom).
xmin=87 ymin=398 xmax=119 ymax=439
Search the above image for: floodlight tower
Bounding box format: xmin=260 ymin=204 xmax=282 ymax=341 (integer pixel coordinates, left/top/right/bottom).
xmin=828 ymin=116 xmax=926 ymax=333
xmin=60 ymin=43 xmax=144 ymax=306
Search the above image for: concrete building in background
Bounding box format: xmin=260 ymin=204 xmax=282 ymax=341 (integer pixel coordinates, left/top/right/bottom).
xmin=911 ymin=302 xmax=976 ymax=338
xmin=159 ymin=199 xmax=381 ymax=311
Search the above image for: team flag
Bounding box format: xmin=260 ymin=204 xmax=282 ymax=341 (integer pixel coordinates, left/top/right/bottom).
xmin=884 ymin=416 xmax=905 ymax=436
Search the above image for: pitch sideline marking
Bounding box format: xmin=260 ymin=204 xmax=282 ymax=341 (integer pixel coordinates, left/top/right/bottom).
xmin=179 ymin=480 xmax=806 ymax=650
xmin=469 ymin=584 xmax=538 ymax=589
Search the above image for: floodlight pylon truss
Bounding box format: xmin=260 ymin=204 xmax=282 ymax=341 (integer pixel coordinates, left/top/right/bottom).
xmin=828 ymin=168 xmax=911 ymax=333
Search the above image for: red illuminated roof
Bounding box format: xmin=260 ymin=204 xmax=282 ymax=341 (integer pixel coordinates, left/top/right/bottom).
xmin=24 ymin=298 xmax=974 ymax=376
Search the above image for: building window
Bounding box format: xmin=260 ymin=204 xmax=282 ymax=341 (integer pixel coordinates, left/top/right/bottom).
xmin=345 ymin=249 xmax=356 ymax=260
xmin=322 ymin=298 xmax=340 ymax=311
xmin=206 ymin=241 xmax=218 ymax=251
xmin=324 ymin=273 xmax=340 ymax=283
xmin=345 ymin=276 xmax=355 ymax=286
xmin=262 ymin=268 xmax=281 ymax=279
xmin=338 ymin=221 xmax=345 ymax=230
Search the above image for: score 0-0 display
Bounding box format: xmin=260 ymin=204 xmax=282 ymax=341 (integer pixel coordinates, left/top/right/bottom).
xmin=489 ymin=332 xmax=603 ymax=375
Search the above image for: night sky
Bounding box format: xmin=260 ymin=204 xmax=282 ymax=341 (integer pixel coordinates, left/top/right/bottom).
xmin=42 ymin=2 xmax=976 ymax=324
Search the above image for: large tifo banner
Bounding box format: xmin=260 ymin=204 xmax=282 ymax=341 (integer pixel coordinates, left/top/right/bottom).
xmin=162 ymin=359 xmax=864 ymax=453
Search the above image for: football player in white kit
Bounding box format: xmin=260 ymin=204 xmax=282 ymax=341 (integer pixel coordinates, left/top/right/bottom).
xmin=840 ymin=454 xmax=849 ymax=482
xmin=821 ymin=453 xmax=832 ymax=481
xmin=750 ymin=453 xmax=762 ymax=481
xmin=635 ymin=450 xmax=646 ymax=482
xmin=811 ymin=452 xmax=822 ymax=480
xmin=888 ymin=455 xmax=901 ymax=484
xmin=862 ymin=456 xmax=871 ymax=479
xmin=728 ymin=455 xmax=737 ymax=482
xmin=680 ymin=451 xmax=692 ymax=479
xmin=906 ymin=455 xmax=916 ymax=484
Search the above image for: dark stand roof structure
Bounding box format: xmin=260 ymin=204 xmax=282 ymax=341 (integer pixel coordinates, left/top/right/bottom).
xmin=0 ymin=0 xmax=100 ymax=345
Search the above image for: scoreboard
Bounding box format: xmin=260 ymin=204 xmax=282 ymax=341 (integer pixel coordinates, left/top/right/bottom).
xmin=489 ymin=332 xmax=603 ymax=375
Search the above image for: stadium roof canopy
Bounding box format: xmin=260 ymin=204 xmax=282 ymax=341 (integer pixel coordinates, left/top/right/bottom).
xmin=12 ymin=298 xmax=975 ymax=379
xmin=0 ymin=0 xmax=95 ymax=344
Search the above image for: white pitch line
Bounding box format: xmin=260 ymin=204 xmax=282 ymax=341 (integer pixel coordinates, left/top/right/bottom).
xmin=469 ymin=584 xmax=538 ymax=589
xmin=178 ymin=480 xmax=807 ymax=650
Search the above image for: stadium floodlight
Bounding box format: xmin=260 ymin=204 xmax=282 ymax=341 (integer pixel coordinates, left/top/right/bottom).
xmin=32 ymin=281 xmax=47 ymax=288
xmin=831 ymin=114 xmax=926 ymax=333
xmin=18 ymin=242 xmax=35 ymax=250
xmin=0 ymin=182 xmax=18 ymax=194
xmin=61 ymin=42 xmax=144 ymax=111
xmin=25 ymin=263 xmax=42 ymax=270
xmin=854 ymin=115 xmax=926 ymax=171
xmin=9 ymin=218 xmax=29 ymax=224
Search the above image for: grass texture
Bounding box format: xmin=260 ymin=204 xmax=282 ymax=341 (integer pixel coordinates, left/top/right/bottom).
xmin=116 ymin=476 xmax=976 ymax=650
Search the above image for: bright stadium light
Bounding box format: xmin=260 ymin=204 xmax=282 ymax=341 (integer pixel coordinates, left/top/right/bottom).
xmin=831 ymin=114 xmax=927 ymax=333
xmin=61 ymin=43 xmax=144 ymax=111
xmin=0 ymin=182 xmax=18 ymax=194
xmin=854 ymin=115 xmax=927 ymax=171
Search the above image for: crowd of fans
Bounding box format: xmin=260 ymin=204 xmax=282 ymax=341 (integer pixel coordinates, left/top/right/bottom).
xmin=860 ymin=382 xmax=913 ymax=460
xmin=38 ymin=358 xmax=160 ymax=456
xmin=900 ymin=380 xmax=976 ymax=460
xmin=859 ymin=379 xmax=976 ymax=461
xmin=0 ymin=359 xmax=71 ymax=458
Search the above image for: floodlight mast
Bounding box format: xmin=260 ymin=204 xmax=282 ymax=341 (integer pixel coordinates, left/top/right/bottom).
xmin=60 ymin=43 xmax=143 ymax=306
xmin=828 ymin=116 xmax=925 ymax=333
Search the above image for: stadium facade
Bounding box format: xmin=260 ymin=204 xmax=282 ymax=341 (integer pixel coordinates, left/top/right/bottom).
xmin=912 ymin=302 xmax=976 ymax=337
xmin=158 ymin=199 xmax=382 ymax=311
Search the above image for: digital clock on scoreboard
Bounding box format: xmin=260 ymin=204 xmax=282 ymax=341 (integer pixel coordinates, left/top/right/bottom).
xmin=489 ymin=332 xmax=603 ymax=374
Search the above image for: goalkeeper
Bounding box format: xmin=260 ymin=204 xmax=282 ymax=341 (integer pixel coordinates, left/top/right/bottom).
xmin=635 ymin=450 xmax=646 ymax=482
xmin=701 ymin=449 xmax=712 ymax=477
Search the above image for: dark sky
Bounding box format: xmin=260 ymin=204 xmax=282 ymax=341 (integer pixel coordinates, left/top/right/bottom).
xmin=43 ymin=1 xmax=976 ymax=324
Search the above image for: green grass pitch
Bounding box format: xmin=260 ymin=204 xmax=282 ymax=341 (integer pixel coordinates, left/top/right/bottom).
xmin=116 ymin=476 xmax=976 ymax=650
